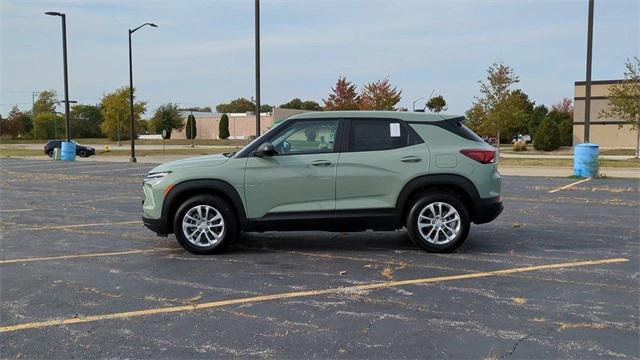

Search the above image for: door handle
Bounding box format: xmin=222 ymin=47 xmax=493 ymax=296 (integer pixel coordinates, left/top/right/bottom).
xmin=401 ymin=156 xmax=422 ymax=163
xmin=311 ymin=160 xmax=332 ymax=167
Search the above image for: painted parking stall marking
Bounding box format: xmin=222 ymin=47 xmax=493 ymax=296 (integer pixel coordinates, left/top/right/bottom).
xmin=0 ymin=248 xmax=177 ymax=265
xmin=0 ymin=257 xmax=628 ymax=333
xmin=548 ymin=177 xmax=592 ymax=193
xmin=14 ymin=220 xmax=142 ymax=231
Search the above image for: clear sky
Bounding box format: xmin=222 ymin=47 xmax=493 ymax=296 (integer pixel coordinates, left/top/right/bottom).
xmin=1 ymin=0 xmax=638 ymax=117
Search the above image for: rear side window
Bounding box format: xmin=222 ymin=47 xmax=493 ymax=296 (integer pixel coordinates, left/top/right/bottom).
xmin=348 ymin=119 xmax=422 ymax=152
xmin=428 ymin=119 xmax=485 ymax=143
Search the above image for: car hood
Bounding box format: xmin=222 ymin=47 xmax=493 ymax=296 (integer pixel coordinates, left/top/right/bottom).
xmin=149 ymin=154 xmax=230 ymax=173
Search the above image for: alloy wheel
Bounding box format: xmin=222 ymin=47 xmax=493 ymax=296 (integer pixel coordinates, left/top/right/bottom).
xmin=182 ymin=205 xmax=225 ymax=247
xmin=417 ymin=202 xmax=461 ymax=245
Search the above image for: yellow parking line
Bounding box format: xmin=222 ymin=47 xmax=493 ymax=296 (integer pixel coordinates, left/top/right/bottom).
xmin=0 ymin=257 xmax=628 ymax=333
xmin=548 ymin=177 xmax=591 ymax=193
xmin=15 ymin=221 xmax=142 ymax=231
xmin=0 ymin=248 xmax=176 ymax=265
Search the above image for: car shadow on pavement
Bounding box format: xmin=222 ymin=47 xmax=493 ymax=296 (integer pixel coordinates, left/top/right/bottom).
xmin=231 ymin=230 xmax=434 ymax=254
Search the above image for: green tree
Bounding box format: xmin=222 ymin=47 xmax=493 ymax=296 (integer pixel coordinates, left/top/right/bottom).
xmin=281 ymin=98 xmax=303 ymax=109
xmin=216 ymin=98 xmax=255 ymax=113
xmin=528 ymin=104 xmax=548 ymax=137
xmin=216 ymin=98 xmax=271 ymax=113
xmin=150 ymin=103 xmax=184 ymax=139
xmin=100 ymin=87 xmax=147 ymax=141
xmin=425 ymin=95 xmax=447 ymax=113
xmin=358 ymin=78 xmax=402 ymax=110
xmin=466 ymin=62 xmax=522 ymax=157
xmin=599 ymin=57 xmax=640 ymax=158
xmin=545 ymin=109 xmax=573 ymax=146
xmin=33 ymin=90 xmax=58 ymax=116
xmin=179 ymin=106 xmax=212 ymax=112
xmin=185 ymin=113 xmax=197 ymax=140
xmin=219 ymin=114 xmax=230 ymax=139
xmin=71 ymin=104 xmax=104 ymax=138
xmin=534 ymin=116 xmax=561 ymax=151
xmin=260 ymin=104 xmax=273 ymax=113
xmin=33 ymin=112 xmax=65 ymax=140
xmin=280 ymin=98 xmax=321 ymax=111
xmin=547 ymin=99 xmax=574 ymax=146
xmin=323 ymin=76 xmax=360 ymax=110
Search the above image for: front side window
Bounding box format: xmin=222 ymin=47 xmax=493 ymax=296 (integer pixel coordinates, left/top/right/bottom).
xmin=348 ymin=119 xmax=413 ymax=152
xmin=270 ymin=119 xmax=338 ymax=155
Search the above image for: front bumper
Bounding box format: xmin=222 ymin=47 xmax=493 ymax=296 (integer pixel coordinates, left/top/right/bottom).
xmin=142 ymin=216 xmax=169 ymax=236
xmin=472 ymin=196 xmax=503 ymax=224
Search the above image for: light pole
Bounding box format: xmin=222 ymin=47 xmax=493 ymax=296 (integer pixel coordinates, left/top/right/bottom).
xmin=129 ymin=22 xmax=157 ymax=163
xmin=45 ymin=11 xmax=71 ymax=142
xmin=584 ymin=0 xmax=594 ymax=143
xmin=412 ymin=97 xmax=425 ymax=112
xmin=254 ymin=0 xmax=261 ymax=137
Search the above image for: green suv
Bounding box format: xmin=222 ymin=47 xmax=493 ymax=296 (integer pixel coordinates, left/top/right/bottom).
xmin=142 ymin=111 xmax=502 ymax=254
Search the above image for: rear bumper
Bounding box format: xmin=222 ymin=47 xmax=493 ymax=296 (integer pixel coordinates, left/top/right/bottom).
xmin=472 ymin=196 xmax=503 ymax=224
xmin=142 ymin=216 xmax=169 ymax=236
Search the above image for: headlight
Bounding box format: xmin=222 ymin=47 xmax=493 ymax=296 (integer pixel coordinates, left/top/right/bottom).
xmin=144 ymin=171 xmax=171 ymax=183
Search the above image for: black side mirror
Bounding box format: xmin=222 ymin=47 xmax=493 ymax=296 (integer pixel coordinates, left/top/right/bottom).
xmin=254 ymin=142 xmax=277 ymax=157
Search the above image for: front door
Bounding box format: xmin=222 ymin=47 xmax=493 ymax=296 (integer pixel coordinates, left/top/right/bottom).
xmin=244 ymin=119 xmax=340 ymax=219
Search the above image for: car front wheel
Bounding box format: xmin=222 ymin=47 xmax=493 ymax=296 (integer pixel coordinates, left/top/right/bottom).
xmin=78 ymin=150 xmax=87 ymax=157
xmin=47 ymin=150 xmax=54 ymax=158
xmin=173 ymin=195 xmax=237 ymax=254
xmin=406 ymin=191 xmax=470 ymax=253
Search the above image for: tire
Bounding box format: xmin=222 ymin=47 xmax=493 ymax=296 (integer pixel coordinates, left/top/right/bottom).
xmin=173 ymin=194 xmax=237 ymax=254
xmin=406 ymin=191 xmax=470 ymax=253
xmin=47 ymin=150 xmax=54 ymax=158
xmin=78 ymin=150 xmax=87 ymax=157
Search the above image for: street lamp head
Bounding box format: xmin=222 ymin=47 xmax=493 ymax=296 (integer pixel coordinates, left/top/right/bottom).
xmin=130 ymin=22 xmax=158 ymax=34
xmin=45 ymin=11 xmax=63 ymax=16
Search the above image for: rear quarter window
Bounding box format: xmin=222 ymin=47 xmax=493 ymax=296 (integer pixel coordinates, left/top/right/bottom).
xmin=410 ymin=119 xmax=485 ymax=144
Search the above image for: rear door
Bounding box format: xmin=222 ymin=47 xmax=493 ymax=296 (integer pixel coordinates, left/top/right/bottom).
xmin=336 ymin=118 xmax=429 ymax=211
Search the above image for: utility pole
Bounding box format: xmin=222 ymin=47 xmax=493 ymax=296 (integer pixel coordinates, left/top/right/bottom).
xmin=584 ymin=0 xmax=594 ymax=143
xmin=254 ymin=0 xmax=261 ymax=137
xmin=32 ymin=91 xmax=39 ymax=139
xmin=118 ymin=111 xmax=122 ymax=146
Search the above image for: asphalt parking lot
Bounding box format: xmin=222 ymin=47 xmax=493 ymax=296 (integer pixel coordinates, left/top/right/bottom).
xmin=0 ymin=158 xmax=638 ymax=359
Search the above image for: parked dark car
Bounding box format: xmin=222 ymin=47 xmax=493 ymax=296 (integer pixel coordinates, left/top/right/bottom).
xmin=44 ymin=140 xmax=96 ymax=158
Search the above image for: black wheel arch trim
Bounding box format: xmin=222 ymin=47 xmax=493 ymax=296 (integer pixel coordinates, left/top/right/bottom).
xmin=396 ymin=174 xmax=484 ymax=223
xmin=161 ymin=179 xmax=248 ymax=234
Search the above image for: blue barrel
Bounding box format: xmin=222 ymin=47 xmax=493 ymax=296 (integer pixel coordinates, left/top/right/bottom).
xmin=573 ymin=143 xmax=599 ymax=177
xmin=60 ymin=141 xmax=76 ymax=161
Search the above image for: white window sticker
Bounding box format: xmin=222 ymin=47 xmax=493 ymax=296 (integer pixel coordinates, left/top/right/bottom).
xmin=390 ymin=123 xmax=401 ymax=137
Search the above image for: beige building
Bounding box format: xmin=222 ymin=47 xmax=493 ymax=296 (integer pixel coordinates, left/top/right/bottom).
xmin=171 ymin=108 xmax=312 ymax=140
xmin=573 ymin=80 xmax=636 ymax=148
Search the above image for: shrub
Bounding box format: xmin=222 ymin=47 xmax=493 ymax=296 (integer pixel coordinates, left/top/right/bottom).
xmin=185 ymin=114 xmax=197 ymax=140
xmin=513 ymin=140 xmax=528 ymax=152
xmin=219 ymin=114 xmax=230 ymax=139
xmin=534 ymin=116 xmax=561 ymax=151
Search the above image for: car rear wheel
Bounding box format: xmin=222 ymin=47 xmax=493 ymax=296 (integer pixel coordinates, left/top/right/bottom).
xmin=173 ymin=195 xmax=237 ymax=254
xmin=406 ymin=191 xmax=470 ymax=253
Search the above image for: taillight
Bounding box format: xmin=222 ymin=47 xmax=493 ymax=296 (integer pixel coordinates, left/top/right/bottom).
xmin=460 ymin=149 xmax=496 ymax=164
